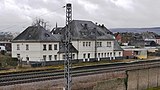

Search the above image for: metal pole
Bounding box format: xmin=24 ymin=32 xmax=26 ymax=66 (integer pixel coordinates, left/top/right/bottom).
xmin=94 ymin=27 xmax=97 ymax=61
xmin=64 ymin=3 xmax=72 ymax=90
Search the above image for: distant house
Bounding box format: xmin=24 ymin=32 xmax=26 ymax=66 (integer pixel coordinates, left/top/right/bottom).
xmin=114 ymin=32 xmax=136 ymax=46
xmin=144 ymin=41 xmax=157 ymax=47
xmin=142 ymin=31 xmax=160 ymax=45
xmin=128 ymin=40 xmax=144 ymax=48
xmin=123 ymin=48 xmax=147 ymax=59
xmin=114 ymin=31 xmax=160 ymax=47
xmin=155 ymin=35 xmax=160 ymax=45
xmin=0 ymin=46 xmax=6 ymax=51
xmin=114 ymin=33 xmax=122 ymax=44
xmin=0 ymin=41 xmax=11 ymax=51
xmin=12 ymin=25 xmax=61 ymax=62
xmin=129 ymin=40 xmax=157 ymax=48
xmin=142 ymin=32 xmax=156 ymax=41
xmin=12 ymin=20 xmax=123 ymax=63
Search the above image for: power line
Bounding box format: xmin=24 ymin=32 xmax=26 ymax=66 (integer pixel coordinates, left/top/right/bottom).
xmin=36 ymin=7 xmax=64 ymax=18
xmin=0 ymin=25 xmax=17 ymax=31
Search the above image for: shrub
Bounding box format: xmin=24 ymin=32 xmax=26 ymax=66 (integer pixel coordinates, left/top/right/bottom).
xmin=0 ymin=55 xmax=18 ymax=68
xmin=0 ymin=50 xmax=6 ymax=55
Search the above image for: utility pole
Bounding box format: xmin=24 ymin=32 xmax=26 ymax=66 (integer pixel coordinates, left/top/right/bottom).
xmin=64 ymin=3 xmax=72 ymax=90
xmin=94 ymin=27 xmax=97 ymax=61
xmin=93 ymin=23 xmax=98 ymax=61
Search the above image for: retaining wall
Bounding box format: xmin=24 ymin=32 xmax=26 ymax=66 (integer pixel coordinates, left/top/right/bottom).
xmin=127 ymin=67 xmax=160 ymax=90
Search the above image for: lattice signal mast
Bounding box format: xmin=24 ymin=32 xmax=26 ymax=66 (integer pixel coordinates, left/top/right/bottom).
xmin=64 ymin=3 xmax=72 ymax=90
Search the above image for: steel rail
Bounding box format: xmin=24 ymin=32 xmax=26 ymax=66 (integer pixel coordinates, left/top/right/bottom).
xmin=0 ymin=60 xmax=160 ymax=86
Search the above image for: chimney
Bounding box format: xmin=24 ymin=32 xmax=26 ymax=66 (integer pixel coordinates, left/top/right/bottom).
xmin=101 ymin=24 xmax=104 ymax=28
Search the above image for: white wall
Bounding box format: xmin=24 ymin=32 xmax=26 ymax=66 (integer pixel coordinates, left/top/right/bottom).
xmin=12 ymin=42 xmax=59 ymax=62
xmin=72 ymin=40 xmax=123 ymax=60
xmin=156 ymin=39 xmax=160 ymax=45
xmin=12 ymin=40 xmax=123 ymax=62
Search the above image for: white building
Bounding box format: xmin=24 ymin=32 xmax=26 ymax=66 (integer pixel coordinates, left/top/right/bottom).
xmin=12 ymin=26 xmax=60 ymax=62
xmin=12 ymin=20 xmax=123 ymax=63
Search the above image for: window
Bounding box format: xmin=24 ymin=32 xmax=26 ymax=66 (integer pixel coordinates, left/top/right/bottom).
xmin=63 ymin=55 xmax=66 ymax=59
xmin=110 ymin=52 xmax=112 ymax=56
xmin=101 ymin=53 xmax=103 ymax=57
xmin=83 ymin=42 xmax=85 ymax=47
xmin=45 ymin=33 xmax=50 ymax=37
xmin=114 ymin=52 xmax=116 ymax=56
xmin=26 ymin=44 xmax=29 ymax=50
xmin=99 ymin=42 xmax=102 ymax=47
xmin=88 ymin=53 xmax=90 ymax=58
xmin=17 ymin=54 xmax=20 ymax=58
xmin=83 ymin=54 xmax=86 ymax=58
xmin=98 ymin=53 xmax=100 ymax=57
xmin=49 ymin=55 xmax=52 ymax=60
xmin=26 ymin=57 xmax=29 ymax=61
xmin=107 ymin=53 xmax=109 ymax=57
xmin=49 ymin=44 xmax=52 ymax=50
xmin=89 ymin=42 xmax=91 ymax=46
xmin=104 ymin=53 xmax=106 ymax=57
xmin=97 ymin=42 xmax=99 ymax=47
xmin=97 ymin=42 xmax=102 ymax=47
xmin=54 ymin=44 xmax=57 ymax=50
xmin=43 ymin=55 xmax=46 ymax=61
xmin=72 ymin=54 xmax=75 ymax=59
xmin=86 ymin=42 xmax=88 ymax=46
xmin=107 ymin=42 xmax=111 ymax=47
xmin=54 ymin=55 xmax=57 ymax=60
xmin=43 ymin=44 xmax=47 ymax=50
xmin=17 ymin=44 xmax=20 ymax=50
xmin=119 ymin=52 xmax=121 ymax=56
xmin=134 ymin=51 xmax=139 ymax=55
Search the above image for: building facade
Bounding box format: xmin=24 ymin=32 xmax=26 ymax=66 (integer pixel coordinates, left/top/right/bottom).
xmin=12 ymin=20 xmax=123 ymax=63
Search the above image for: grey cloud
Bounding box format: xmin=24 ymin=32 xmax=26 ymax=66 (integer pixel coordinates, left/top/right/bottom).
xmin=0 ymin=0 xmax=160 ymax=32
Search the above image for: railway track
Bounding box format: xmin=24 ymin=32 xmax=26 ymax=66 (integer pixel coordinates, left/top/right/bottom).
xmin=0 ymin=59 xmax=160 ymax=86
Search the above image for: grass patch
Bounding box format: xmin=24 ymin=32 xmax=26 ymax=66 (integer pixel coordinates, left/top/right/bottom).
xmin=0 ymin=54 xmax=160 ymax=74
xmin=0 ymin=64 xmax=64 ymax=74
xmin=146 ymin=86 xmax=160 ymax=90
xmin=93 ymin=78 xmax=125 ymax=90
xmin=0 ymin=60 xmax=115 ymax=74
xmin=0 ymin=59 xmax=129 ymax=74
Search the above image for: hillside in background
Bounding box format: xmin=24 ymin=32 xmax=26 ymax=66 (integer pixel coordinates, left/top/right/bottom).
xmin=110 ymin=27 xmax=160 ymax=34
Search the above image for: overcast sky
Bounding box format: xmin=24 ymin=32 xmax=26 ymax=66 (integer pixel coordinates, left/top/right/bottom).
xmin=0 ymin=0 xmax=160 ymax=32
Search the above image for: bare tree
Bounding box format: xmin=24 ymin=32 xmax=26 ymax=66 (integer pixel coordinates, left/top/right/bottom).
xmin=32 ymin=18 xmax=49 ymax=30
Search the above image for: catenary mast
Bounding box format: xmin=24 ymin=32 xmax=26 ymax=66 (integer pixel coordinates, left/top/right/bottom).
xmin=64 ymin=3 xmax=72 ymax=90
